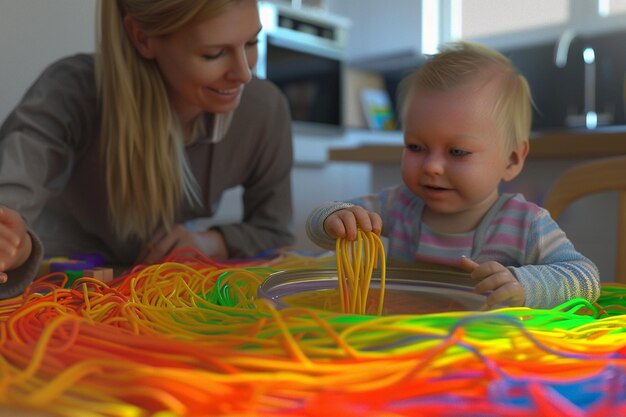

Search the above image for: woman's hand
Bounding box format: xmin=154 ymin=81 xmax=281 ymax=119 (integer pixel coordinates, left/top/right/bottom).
xmin=136 ymin=225 xmax=228 ymax=265
xmin=0 ymin=206 xmax=32 ymax=284
xmin=460 ymin=256 xmax=525 ymax=309
xmin=323 ymin=206 xmax=382 ymax=241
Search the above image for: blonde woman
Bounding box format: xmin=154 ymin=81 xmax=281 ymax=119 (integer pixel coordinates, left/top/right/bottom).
xmin=0 ymin=0 xmax=294 ymax=297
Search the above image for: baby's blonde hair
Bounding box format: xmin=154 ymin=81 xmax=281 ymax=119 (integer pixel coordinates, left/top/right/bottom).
xmin=96 ymin=0 xmax=244 ymax=241
xmin=397 ymin=41 xmax=532 ymax=154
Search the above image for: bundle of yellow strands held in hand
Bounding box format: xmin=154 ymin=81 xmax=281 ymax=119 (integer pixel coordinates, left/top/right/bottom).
xmin=335 ymin=229 xmax=386 ymax=315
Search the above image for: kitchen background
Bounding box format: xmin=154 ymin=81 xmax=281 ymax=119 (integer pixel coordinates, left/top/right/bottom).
xmin=1 ymin=0 xmax=625 ymax=280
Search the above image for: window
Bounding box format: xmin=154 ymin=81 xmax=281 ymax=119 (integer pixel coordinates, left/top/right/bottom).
xmin=458 ymin=0 xmax=569 ymax=39
xmin=426 ymin=0 xmax=626 ymax=50
xmin=599 ymin=0 xmax=626 ymax=16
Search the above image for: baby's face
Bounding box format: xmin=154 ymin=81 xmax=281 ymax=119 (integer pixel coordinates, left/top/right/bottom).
xmin=401 ymin=77 xmax=523 ymax=229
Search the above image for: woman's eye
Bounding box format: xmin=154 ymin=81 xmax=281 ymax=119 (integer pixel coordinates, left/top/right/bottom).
xmin=203 ymin=50 xmax=224 ymax=60
xmin=246 ymin=39 xmax=259 ymax=47
xmin=450 ymin=148 xmax=470 ymax=157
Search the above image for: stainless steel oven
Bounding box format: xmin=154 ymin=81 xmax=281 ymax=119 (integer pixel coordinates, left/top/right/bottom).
xmin=256 ymin=2 xmax=350 ymax=131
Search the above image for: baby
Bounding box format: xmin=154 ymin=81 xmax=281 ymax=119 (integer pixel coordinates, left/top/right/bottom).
xmin=307 ymin=41 xmax=600 ymax=310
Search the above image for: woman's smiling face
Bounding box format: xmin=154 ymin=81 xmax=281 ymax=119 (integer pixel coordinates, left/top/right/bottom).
xmin=136 ymin=0 xmax=261 ymax=124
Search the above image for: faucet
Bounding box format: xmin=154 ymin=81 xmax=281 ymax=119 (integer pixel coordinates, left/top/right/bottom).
xmin=554 ymin=29 xmax=577 ymax=69
xmin=554 ymin=29 xmax=613 ymax=129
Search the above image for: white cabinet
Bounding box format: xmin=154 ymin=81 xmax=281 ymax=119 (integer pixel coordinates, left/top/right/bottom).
xmin=327 ymin=0 xmax=423 ymax=68
xmin=292 ymin=162 xmax=371 ymax=250
xmin=197 ymin=163 xmax=371 ymax=251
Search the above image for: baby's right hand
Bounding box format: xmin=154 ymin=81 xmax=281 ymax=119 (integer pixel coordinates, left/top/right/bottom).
xmin=323 ymin=206 xmax=382 ymax=241
xmin=0 ymin=206 xmax=32 ymax=284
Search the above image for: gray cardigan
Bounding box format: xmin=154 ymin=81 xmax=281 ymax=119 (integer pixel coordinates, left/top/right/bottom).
xmin=0 ymin=54 xmax=294 ymax=298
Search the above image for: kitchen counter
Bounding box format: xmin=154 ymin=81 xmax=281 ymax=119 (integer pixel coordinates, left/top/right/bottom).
xmin=328 ymin=128 xmax=626 ymax=163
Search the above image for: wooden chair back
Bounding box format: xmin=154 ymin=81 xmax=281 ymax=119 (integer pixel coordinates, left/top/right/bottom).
xmin=543 ymin=155 xmax=626 ymax=283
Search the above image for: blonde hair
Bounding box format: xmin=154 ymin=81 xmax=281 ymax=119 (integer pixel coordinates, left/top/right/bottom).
xmin=96 ymin=0 xmax=242 ymax=241
xmin=397 ymin=41 xmax=532 ymax=154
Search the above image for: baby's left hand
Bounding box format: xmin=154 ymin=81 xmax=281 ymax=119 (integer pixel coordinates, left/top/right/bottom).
xmin=459 ymin=256 xmax=525 ymax=308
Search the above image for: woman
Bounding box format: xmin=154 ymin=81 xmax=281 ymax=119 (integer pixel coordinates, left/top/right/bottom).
xmin=0 ymin=0 xmax=294 ymax=298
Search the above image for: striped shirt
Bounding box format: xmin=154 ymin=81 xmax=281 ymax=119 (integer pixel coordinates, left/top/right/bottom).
xmin=306 ymin=184 xmax=600 ymax=309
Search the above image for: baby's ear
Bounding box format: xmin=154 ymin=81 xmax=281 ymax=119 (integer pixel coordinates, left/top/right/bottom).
xmin=502 ymin=140 xmax=529 ymax=182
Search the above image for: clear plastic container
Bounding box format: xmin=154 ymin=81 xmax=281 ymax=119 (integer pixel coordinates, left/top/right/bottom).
xmin=258 ymin=267 xmax=486 ymax=315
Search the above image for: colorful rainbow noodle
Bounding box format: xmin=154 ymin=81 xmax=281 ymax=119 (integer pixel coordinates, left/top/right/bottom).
xmin=335 ymin=230 xmax=386 ymax=315
xmin=0 ymin=247 xmax=626 ymax=416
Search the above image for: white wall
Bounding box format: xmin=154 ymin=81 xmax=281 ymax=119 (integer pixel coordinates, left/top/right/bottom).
xmin=0 ymin=0 xmax=96 ymax=123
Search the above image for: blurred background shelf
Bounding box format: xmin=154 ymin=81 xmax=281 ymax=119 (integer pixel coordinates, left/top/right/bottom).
xmin=328 ymin=127 xmax=626 ymax=163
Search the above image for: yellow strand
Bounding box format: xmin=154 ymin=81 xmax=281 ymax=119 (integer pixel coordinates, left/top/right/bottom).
xmin=336 ymin=230 xmax=386 ymax=315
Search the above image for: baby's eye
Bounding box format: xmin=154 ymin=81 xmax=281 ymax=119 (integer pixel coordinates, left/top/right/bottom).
xmin=406 ymin=144 xmax=423 ymax=152
xmin=449 ymin=148 xmax=470 ymax=157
